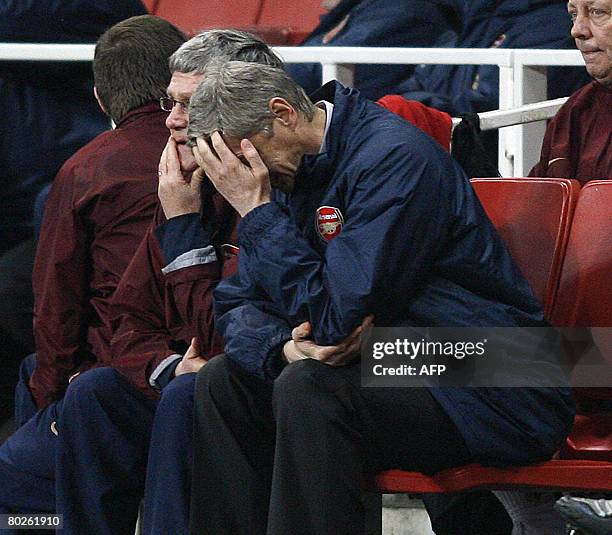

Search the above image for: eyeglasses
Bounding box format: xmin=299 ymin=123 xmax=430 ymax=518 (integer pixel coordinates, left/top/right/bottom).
xmin=159 ymin=97 xmax=188 ymax=113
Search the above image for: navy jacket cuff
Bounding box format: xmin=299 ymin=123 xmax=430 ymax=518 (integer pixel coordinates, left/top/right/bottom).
xmin=155 ymin=213 xmax=212 ymax=264
xmin=239 ymin=202 xmax=287 ymax=251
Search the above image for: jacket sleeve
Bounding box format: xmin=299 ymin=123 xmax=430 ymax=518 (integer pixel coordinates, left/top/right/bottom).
xmin=0 ymin=0 xmax=147 ymax=42
xmin=214 ymin=272 xmax=293 ymax=381
xmin=141 ymin=209 xmax=290 ymax=381
xmin=218 ymin=141 xmax=454 ymax=365
xmin=30 ymin=165 xmax=92 ymax=408
xmin=154 ymin=213 xmax=230 ymax=359
xmin=448 ymin=8 xmax=578 ymax=115
xmin=109 ymin=217 xmax=182 ymax=397
xmin=111 ymin=211 xmax=231 ymax=395
xmin=529 ymin=115 xmax=554 ymax=177
xmin=289 ymin=0 xmax=461 ymax=101
xmin=400 ymin=5 xmax=583 ymax=116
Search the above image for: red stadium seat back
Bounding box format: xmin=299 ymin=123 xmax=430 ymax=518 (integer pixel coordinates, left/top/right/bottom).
xmin=470 ymin=178 xmax=580 ymax=317
xmin=257 ymin=0 xmax=325 ymax=37
xmin=551 ymin=181 xmax=612 ymax=403
xmin=155 ymin=0 xmax=263 ymax=35
xmin=141 ymin=0 xmax=159 ymax=13
xmin=552 ymin=181 xmax=612 ymax=328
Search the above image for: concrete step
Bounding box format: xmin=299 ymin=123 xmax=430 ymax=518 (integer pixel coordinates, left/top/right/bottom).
xmin=383 ymin=495 xmax=435 ymax=535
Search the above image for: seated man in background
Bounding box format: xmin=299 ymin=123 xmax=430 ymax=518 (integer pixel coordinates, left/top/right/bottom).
xmin=186 ymin=61 xmax=574 ymax=535
xmin=0 ymin=14 xmax=185 ymax=533
xmin=288 ymin=0 xmax=464 ymax=100
xmin=397 ymin=0 xmax=591 ymax=115
xmin=56 ymin=30 xmax=283 ymax=535
xmin=491 ymin=2 xmax=611 ymax=532
xmin=533 ymin=2 xmax=611 ymax=533
xmin=530 ymin=0 xmax=611 ymax=181
xmin=0 ymin=0 xmax=148 ymax=428
xmin=446 ymin=1 xmax=611 ymax=529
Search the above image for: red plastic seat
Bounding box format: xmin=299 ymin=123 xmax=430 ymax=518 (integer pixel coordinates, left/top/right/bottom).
xmin=375 ymin=179 xmax=612 ymax=498
xmin=561 ymin=414 xmax=612 ymax=462
xmin=470 ymin=177 xmax=580 ymax=317
xmin=153 ymin=0 xmax=263 ymax=36
xmin=553 ymin=180 xmax=612 ymax=460
xmin=257 ymin=0 xmax=325 ymax=43
xmin=552 ymin=180 xmax=612 ymax=329
xmin=375 ymin=460 xmax=612 ymax=493
xmin=149 ymin=0 xmax=322 ymax=43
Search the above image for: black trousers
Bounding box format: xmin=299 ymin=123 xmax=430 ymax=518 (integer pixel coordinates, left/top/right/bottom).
xmin=190 ymin=355 xmax=479 ymax=535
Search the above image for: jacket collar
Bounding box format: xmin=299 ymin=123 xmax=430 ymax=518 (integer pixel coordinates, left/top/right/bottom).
xmin=115 ymin=101 xmax=166 ymax=128
xmin=295 ymin=81 xmax=365 ymax=189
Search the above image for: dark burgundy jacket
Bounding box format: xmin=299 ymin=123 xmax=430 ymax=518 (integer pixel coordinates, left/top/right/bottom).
xmin=30 ymin=103 xmax=169 ymax=408
xmin=530 ymin=81 xmax=612 ymax=183
xmin=110 ymin=187 xmax=239 ymax=399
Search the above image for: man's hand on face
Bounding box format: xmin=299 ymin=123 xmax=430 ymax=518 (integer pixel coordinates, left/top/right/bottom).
xmin=192 ymin=132 xmax=271 ymax=218
xmin=283 ymin=315 xmax=374 ymax=366
xmin=175 ymin=337 xmax=207 ymax=376
xmin=158 ymin=137 xmax=205 ymax=220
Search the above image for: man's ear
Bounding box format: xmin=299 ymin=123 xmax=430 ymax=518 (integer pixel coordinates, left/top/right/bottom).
xmin=93 ymin=86 xmax=108 ymax=115
xmin=269 ymin=97 xmax=297 ymax=129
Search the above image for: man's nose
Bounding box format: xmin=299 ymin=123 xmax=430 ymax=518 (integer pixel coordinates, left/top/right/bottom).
xmin=166 ymin=104 xmax=188 ymax=130
xmin=571 ymin=11 xmax=592 ymax=41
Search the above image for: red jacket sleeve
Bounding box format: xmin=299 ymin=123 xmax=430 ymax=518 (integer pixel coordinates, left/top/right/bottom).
xmin=376 ymin=95 xmax=452 ymax=151
xmin=110 ymin=203 xmax=238 ymax=398
xmin=161 ymin=205 xmax=240 ymax=358
xmin=31 ymin=165 xmax=92 ymax=408
xmin=162 ymin=247 xmax=236 ymax=359
xmin=529 ymin=115 xmax=554 ymax=177
xmin=110 ymin=209 xmax=187 ymax=398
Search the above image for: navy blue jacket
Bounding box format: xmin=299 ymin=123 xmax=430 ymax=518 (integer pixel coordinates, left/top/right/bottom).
xmin=287 ymin=0 xmax=464 ymax=101
xmin=397 ymin=0 xmax=591 ymax=115
xmin=0 ymin=0 xmax=146 ymax=42
xmin=0 ymin=0 xmax=146 ymax=251
xmin=208 ymin=82 xmax=573 ymax=465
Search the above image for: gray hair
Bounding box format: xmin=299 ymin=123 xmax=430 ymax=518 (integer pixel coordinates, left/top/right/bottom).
xmin=188 ymin=60 xmax=315 ymax=141
xmin=168 ymin=29 xmax=283 ymax=75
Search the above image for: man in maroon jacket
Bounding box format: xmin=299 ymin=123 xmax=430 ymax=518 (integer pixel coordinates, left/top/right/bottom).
xmin=54 ymin=31 xmax=284 ymax=535
xmin=530 ymin=0 xmax=611 ymax=181
xmin=0 ymin=14 xmax=185 ymax=532
xmin=497 ymin=2 xmax=611 ymax=532
xmin=29 ymin=16 xmax=186 ymax=408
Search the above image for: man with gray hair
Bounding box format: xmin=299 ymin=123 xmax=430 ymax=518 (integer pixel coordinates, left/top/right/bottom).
xmin=55 ymin=31 xmax=283 ymax=535
xmin=0 ymin=13 xmax=186 ymax=535
xmin=184 ymin=61 xmax=574 ymax=535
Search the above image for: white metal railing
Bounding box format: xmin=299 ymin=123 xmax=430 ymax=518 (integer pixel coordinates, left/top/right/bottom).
xmin=460 ymin=97 xmax=569 ymax=131
xmin=0 ymin=44 xmax=585 ymax=176
xmin=510 ymin=50 xmax=585 ymax=175
xmin=0 ymin=42 xmax=95 ymax=61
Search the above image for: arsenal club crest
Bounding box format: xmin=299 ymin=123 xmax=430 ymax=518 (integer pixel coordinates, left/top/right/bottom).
xmin=316 ymin=206 xmax=344 ymax=242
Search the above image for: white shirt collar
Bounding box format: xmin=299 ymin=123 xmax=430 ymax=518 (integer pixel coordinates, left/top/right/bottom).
xmin=315 ymin=100 xmax=334 ymax=154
